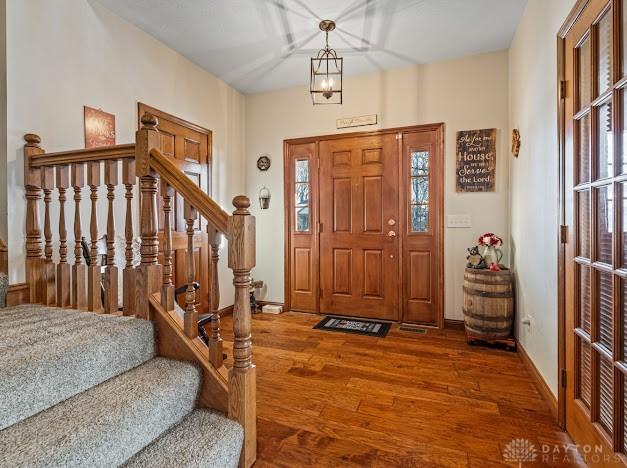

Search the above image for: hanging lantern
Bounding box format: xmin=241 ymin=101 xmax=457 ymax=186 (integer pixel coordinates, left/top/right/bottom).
xmin=310 ymin=20 xmax=343 ymax=105
xmin=259 ymin=186 xmax=271 ymax=210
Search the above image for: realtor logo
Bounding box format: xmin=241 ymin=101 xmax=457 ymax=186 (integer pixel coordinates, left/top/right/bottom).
xmin=503 ymin=438 xmax=538 ymax=466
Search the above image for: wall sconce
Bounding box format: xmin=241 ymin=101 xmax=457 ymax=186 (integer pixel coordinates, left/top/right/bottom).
xmin=259 ymin=186 xmax=271 ymax=210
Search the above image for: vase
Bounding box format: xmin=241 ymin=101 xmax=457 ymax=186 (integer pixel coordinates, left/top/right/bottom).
xmin=482 ymin=245 xmax=503 ymax=267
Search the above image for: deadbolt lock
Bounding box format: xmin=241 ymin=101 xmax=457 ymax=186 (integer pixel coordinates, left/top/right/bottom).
xmin=388 ymin=219 xmax=396 ymax=226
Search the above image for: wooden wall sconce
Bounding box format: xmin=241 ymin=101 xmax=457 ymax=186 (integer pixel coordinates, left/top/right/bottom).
xmin=512 ymin=129 xmax=520 ymax=158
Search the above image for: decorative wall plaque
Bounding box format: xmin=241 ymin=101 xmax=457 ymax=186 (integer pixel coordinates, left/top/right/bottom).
xmin=84 ymin=106 xmax=116 ymax=148
xmin=336 ymin=114 xmax=377 ymax=129
xmin=455 ymin=128 xmax=497 ymax=192
xmin=512 ymin=128 xmax=521 ymax=158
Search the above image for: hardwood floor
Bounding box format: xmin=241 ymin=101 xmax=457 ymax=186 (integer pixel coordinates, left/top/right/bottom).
xmin=221 ymin=312 xmax=586 ymax=467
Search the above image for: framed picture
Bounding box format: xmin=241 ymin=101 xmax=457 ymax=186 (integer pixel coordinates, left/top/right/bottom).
xmin=455 ymin=128 xmax=496 ymax=192
xmin=84 ymin=106 xmax=116 ymax=148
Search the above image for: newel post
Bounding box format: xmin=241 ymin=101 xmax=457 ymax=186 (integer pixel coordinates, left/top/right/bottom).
xmin=24 ymin=134 xmax=45 ymax=303
xmin=227 ymin=195 xmax=256 ymax=468
xmin=135 ymin=113 xmax=162 ymax=319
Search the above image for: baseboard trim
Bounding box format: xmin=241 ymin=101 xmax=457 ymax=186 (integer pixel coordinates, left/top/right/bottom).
xmin=518 ymin=341 xmax=558 ymax=421
xmin=256 ymin=300 xmax=285 ymax=311
xmin=7 ymin=283 xmax=29 ymax=307
xmin=218 ymin=305 xmax=234 ymax=317
xmin=444 ymin=319 xmax=465 ymax=331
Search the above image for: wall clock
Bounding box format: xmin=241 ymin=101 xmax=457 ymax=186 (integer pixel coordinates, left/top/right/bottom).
xmin=257 ymin=155 xmax=271 ymax=171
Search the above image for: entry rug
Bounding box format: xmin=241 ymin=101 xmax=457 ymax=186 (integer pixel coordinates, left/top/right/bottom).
xmin=313 ymin=316 xmax=391 ymax=337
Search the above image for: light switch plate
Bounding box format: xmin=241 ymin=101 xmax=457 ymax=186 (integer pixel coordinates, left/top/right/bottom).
xmin=447 ymin=214 xmax=472 ymax=228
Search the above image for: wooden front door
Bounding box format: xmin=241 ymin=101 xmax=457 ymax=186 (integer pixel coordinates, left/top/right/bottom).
xmin=284 ymin=125 xmax=444 ymax=326
xmin=563 ymin=0 xmax=627 ymax=459
xmin=319 ymin=134 xmax=400 ymax=320
xmin=138 ymin=103 xmax=212 ymax=314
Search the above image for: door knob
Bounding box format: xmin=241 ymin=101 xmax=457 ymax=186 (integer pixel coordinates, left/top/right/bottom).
xmin=388 ymin=230 xmax=397 ymax=238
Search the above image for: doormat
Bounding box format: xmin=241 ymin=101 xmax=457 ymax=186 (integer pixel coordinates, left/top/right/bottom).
xmin=313 ymin=316 xmax=391 ymax=337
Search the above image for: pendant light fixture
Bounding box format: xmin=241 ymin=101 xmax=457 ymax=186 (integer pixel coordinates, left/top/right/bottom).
xmin=310 ymin=20 xmax=343 ymax=105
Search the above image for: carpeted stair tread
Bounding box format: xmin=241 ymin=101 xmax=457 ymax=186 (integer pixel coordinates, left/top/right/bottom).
xmin=0 ymin=305 xmax=155 ymax=429
xmin=123 ymin=409 xmax=243 ymax=468
xmin=0 ymin=357 xmax=201 ymax=468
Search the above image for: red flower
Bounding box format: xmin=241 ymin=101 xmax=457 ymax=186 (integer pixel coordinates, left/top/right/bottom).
xmin=478 ymin=232 xmax=503 ymax=247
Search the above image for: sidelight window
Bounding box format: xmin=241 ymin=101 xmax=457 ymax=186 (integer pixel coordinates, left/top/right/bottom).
xmin=295 ymin=159 xmax=310 ymax=232
xmin=410 ymin=150 xmax=429 ymax=232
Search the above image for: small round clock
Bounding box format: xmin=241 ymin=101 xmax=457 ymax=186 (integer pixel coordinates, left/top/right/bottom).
xmin=257 ymin=155 xmax=271 ymax=171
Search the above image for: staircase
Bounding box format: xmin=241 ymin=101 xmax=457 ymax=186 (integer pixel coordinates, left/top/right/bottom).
xmin=5 ymin=112 xmax=258 ymax=467
xmin=0 ymin=304 xmax=243 ymax=467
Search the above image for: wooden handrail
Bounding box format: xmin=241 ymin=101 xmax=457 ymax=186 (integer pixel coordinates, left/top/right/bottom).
xmin=30 ymin=143 xmax=135 ymax=167
xmin=148 ymin=148 xmax=230 ymax=235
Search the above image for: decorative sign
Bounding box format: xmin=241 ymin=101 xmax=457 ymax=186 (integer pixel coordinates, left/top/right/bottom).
xmin=456 ymin=129 xmax=496 ymax=192
xmin=336 ymin=114 xmax=377 ymax=129
xmin=84 ymin=106 xmax=116 ymax=148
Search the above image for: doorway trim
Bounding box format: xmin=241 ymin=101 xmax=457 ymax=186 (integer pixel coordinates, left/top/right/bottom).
xmin=283 ymin=123 xmax=445 ymax=326
xmin=556 ymin=0 xmax=594 ymax=430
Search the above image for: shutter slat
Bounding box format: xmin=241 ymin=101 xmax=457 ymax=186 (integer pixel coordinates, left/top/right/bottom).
xmin=580 ymin=265 xmax=591 ymax=332
xmin=599 ymin=272 xmax=613 ymax=350
xmin=599 ymin=357 xmax=614 ymax=434
xmin=579 ymin=339 xmax=592 ymax=408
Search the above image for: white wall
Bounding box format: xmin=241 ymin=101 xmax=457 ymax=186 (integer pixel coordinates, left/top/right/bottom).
xmin=5 ymin=0 xmax=246 ymax=308
xmin=0 ymin=0 xmax=6 ymax=246
xmin=245 ymin=50 xmax=510 ymax=320
xmin=509 ymin=0 xmax=576 ymax=396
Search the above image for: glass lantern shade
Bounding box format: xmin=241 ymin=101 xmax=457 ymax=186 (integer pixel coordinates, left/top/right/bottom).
xmin=310 ymin=53 xmax=343 ymax=105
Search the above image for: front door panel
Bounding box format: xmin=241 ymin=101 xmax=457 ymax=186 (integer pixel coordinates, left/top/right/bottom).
xmin=319 ymin=134 xmax=399 ymax=320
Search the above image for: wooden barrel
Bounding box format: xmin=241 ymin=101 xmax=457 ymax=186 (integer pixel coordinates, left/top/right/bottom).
xmin=463 ymin=268 xmax=513 ymax=340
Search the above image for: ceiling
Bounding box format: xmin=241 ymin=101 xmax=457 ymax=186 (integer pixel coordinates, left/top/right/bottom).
xmin=94 ymin=0 xmax=527 ymax=94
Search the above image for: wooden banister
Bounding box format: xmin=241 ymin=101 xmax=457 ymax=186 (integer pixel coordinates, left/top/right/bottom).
xmin=137 ymin=113 xmax=256 ymax=467
xmin=22 ymin=111 xmax=257 ymax=467
xmin=147 ymin=148 xmax=230 ymax=235
xmin=29 ymin=143 xmax=135 ymax=167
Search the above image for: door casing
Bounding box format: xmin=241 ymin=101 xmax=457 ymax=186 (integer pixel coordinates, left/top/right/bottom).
xmin=283 ymin=123 xmax=445 ymax=327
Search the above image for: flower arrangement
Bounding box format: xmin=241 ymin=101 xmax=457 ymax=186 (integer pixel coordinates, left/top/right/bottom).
xmin=466 ymin=232 xmax=505 ymax=271
xmin=478 ymin=233 xmax=503 ymax=248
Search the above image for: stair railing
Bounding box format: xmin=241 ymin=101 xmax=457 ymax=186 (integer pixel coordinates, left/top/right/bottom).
xmin=22 ymin=112 xmax=256 ymax=468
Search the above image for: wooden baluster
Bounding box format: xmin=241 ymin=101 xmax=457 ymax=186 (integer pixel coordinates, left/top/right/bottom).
xmin=41 ymin=166 xmax=56 ymax=305
xmin=227 ymin=195 xmax=257 ymax=468
xmin=137 ymin=173 xmax=161 ymax=318
xmin=87 ymin=162 xmax=103 ymax=312
xmin=161 ymin=183 xmax=175 ymax=312
xmin=56 ymin=165 xmax=71 ymax=307
xmin=184 ymin=203 xmax=198 ymax=338
xmin=23 ymin=134 xmax=44 ymax=303
xmin=71 ymin=163 xmax=87 ymax=310
xmin=103 ymin=160 xmax=118 ymax=313
xmin=135 ymin=112 xmax=162 ymax=319
xmin=122 ymin=159 xmax=136 ymax=315
xmin=208 ymin=226 xmax=223 ymax=368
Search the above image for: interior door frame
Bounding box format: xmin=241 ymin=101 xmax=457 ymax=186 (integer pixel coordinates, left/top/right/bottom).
xmin=283 ymin=123 xmax=444 ymax=327
xmin=136 ymin=102 xmax=214 ymax=312
xmin=557 ymin=0 xmax=602 ymax=431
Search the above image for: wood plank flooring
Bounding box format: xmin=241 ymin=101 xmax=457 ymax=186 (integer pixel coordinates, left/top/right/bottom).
xmin=220 ymin=312 xmax=586 ymax=467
